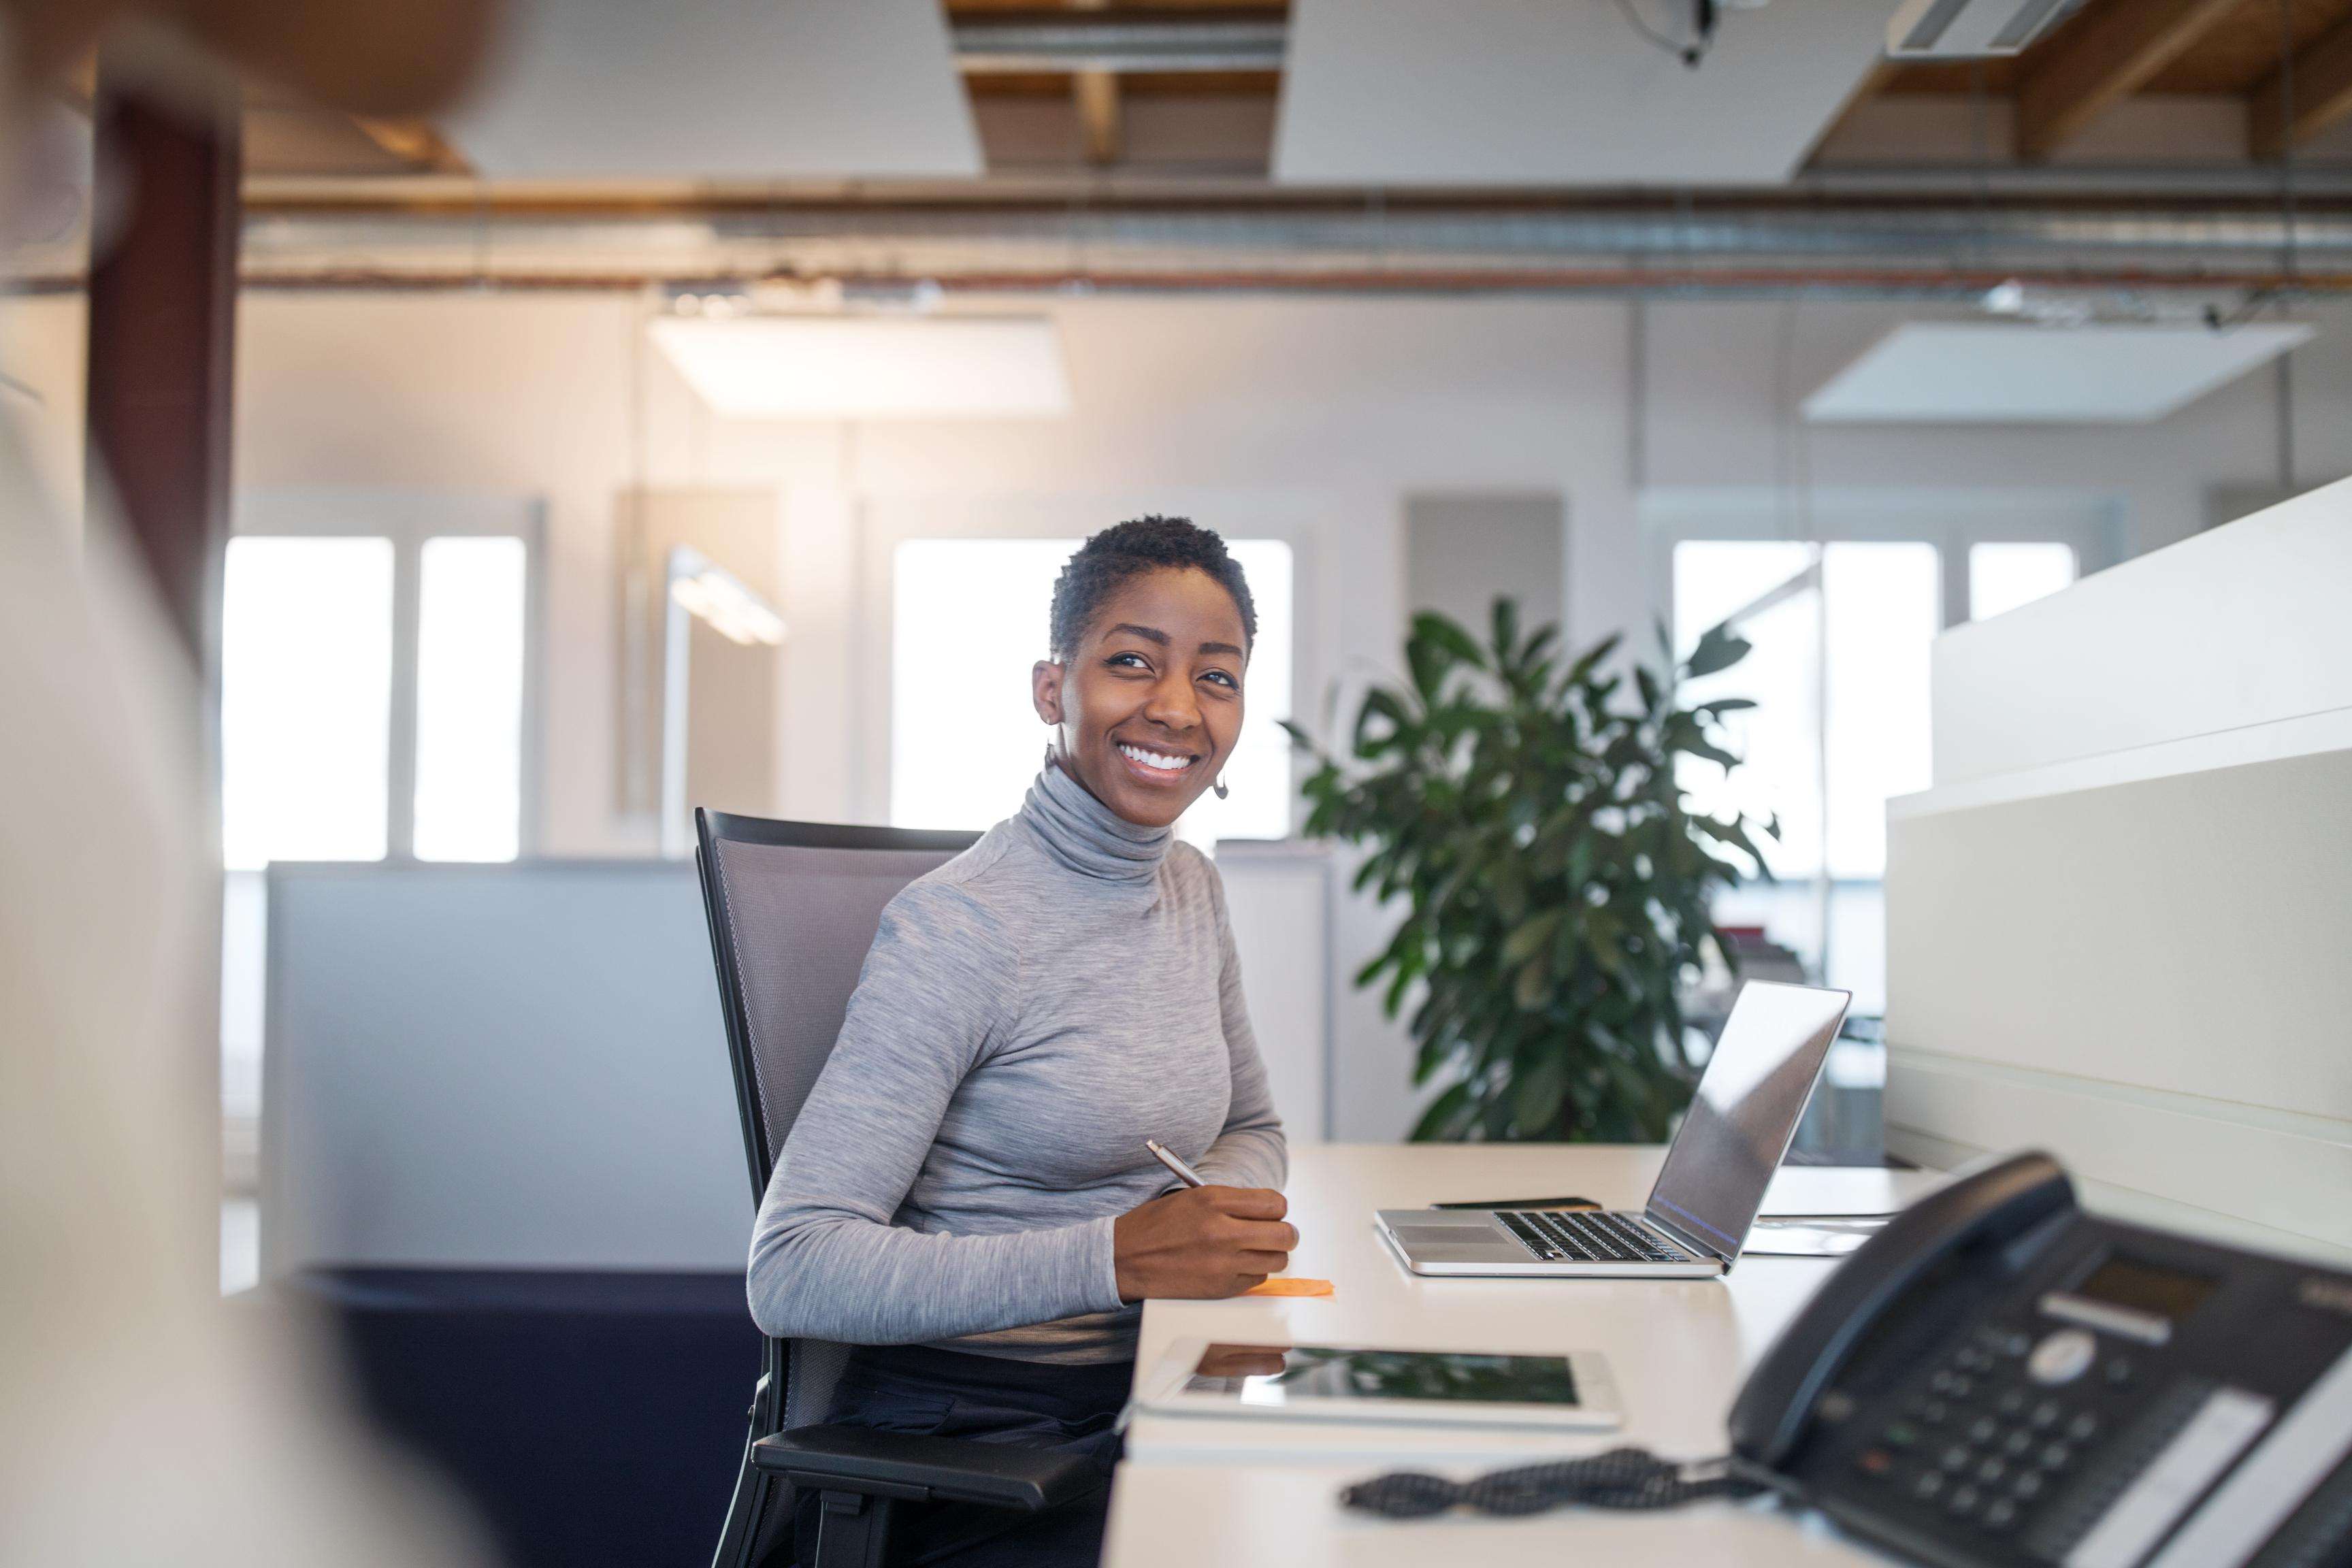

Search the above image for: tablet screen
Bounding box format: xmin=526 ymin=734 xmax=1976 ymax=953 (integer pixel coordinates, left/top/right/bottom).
xmin=1181 ymin=1343 xmax=1584 ymax=1408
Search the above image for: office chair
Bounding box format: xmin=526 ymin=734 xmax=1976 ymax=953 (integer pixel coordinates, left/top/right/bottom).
xmin=693 ymin=809 xmax=1102 ymax=1568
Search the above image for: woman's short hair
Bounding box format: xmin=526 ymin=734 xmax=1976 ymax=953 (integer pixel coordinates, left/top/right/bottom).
xmin=1049 ymin=516 xmax=1257 ymax=663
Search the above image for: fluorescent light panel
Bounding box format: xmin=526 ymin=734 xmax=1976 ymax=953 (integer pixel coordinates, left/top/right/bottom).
xmin=650 ymin=316 xmax=1071 ymax=420
xmin=1805 ymin=323 xmax=2314 ymax=425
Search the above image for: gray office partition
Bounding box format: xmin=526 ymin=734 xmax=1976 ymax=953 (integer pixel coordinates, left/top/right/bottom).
xmin=262 ymin=860 xmax=747 ymax=1277
xmin=1884 ymin=478 xmax=2352 ymax=1264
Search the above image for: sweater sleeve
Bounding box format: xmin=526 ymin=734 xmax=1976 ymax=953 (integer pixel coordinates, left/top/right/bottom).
xmin=745 ymin=880 xmax=1126 ymax=1343
xmin=1187 ymin=857 xmax=1290 ymax=1193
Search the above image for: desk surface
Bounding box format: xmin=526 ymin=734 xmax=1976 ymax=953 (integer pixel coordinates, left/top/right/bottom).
xmin=1105 ymin=1143 xmax=1946 ymax=1567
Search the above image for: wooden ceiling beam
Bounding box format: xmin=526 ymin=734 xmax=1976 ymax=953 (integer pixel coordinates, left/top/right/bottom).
xmin=2015 ymin=0 xmax=2244 ymax=158
xmin=2250 ymin=12 xmax=2352 ymax=158
xmin=1074 ymin=68 xmax=1122 ymax=164
xmin=350 ymin=116 xmax=470 ymax=174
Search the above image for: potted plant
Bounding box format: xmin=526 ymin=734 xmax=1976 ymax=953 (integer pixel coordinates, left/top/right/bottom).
xmin=1283 ymin=599 xmax=1772 ymax=1142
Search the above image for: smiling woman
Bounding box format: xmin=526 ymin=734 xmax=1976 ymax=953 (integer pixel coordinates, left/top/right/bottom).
xmin=751 ymin=517 xmax=1292 ymax=1568
xmin=1031 ymin=517 xmax=1256 ymax=828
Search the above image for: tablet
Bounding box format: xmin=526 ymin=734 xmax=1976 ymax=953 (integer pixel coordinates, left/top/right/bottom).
xmin=1139 ymin=1339 xmax=1622 ymax=1431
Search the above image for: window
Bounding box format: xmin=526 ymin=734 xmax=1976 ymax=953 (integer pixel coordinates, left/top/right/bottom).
xmin=223 ymin=494 xmax=540 ymax=867
xmin=1970 ymin=541 xmax=2076 ymax=621
xmin=219 ymin=493 xmax=538 ymax=1157
xmin=1673 ymin=540 xmax=1938 ymax=883
xmin=222 ymin=537 xmax=395 ymax=870
xmin=890 ymin=538 xmax=1294 ymax=843
xmin=414 ymin=536 xmax=529 ymax=862
xmin=1673 ymin=540 xmax=1939 ymax=1015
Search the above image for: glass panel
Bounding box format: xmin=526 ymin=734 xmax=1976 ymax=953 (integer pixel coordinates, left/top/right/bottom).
xmin=1674 ymin=540 xmax=1820 ymax=879
xmin=414 ymin=535 xmax=527 ymax=862
xmin=891 ymin=538 xmax=1293 ymax=841
xmin=220 ymin=536 xmax=394 ymax=870
xmin=1970 ymin=541 xmax=2076 ymax=621
xmin=1823 ymin=542 xmax=1939 ymax=880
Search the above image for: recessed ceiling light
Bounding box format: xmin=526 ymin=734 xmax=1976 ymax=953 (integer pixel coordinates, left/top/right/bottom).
xmin=1806 ymin=322 xmax=2313 ymax=424
xmin=649 ymin=315 xmax=1072 ymax=420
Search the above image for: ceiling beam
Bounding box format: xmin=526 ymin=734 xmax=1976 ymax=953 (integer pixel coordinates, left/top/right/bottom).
xmin=2250 ymin=14 xmax=2352 ymax=160
xmin=2015 ymin=0 xmax=2242 ymax=159
xmin=1074 ymin=68 xmax=1122 ymax=165
xmin=351 ymin=116 xmax=471 ymax=174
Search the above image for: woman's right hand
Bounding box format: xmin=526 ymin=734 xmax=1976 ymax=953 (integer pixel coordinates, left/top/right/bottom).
xmin=1112 ymin=1186 xmax=1296 ymax=1302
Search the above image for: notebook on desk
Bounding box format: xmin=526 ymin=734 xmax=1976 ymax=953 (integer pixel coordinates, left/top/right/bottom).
xmin=1375 ymin=981 xmax=1852 ymax=1279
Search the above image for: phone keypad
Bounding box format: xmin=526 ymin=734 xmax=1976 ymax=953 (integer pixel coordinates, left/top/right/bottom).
xmin=1846 ymin=1322 xmax=2140 ymax=1542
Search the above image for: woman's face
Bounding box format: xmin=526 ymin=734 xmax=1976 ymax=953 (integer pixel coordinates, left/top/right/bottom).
xmin=1032 ymin=566 xmax=1248 ymax=829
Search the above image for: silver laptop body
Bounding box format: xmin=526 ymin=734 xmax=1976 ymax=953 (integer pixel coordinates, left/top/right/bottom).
xmin=1375 ymin=981 xmax=1852 ymax=1279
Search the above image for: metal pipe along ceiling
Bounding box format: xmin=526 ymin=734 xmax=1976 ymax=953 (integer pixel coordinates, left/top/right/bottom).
xmin=227 ymin=199 xmax=2352 ymax=295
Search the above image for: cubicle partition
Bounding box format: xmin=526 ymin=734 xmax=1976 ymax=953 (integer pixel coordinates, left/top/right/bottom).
xmin=1884 ymin=480 xmax=2352 ymax=1264
xmin=263 ymin=860 xmax=745 ymax=1276
xmin=263 ymin=860 xmax=754 ymax=1568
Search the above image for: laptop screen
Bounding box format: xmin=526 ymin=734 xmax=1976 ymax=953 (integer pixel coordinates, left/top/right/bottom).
xmin=1644 ymin=981 xmax=1851 ymax=1261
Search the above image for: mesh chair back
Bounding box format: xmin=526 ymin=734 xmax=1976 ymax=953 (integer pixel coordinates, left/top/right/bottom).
xmin=694 ymin=811 xmax=979 ymax=1428
xmin=697 ymin=813 xmax=979 ymax=1194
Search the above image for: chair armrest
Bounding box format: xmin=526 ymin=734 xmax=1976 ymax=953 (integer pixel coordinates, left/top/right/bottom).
xmin=751 ymin=1424 xmax=1101 ymax=1514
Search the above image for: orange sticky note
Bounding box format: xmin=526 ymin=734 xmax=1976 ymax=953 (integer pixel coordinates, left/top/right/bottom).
xmin=1244 ymin=1277 xmax=1335 ymax=1298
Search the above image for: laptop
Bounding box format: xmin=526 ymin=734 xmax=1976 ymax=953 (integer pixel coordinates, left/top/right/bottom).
xmin=1375 ymin=981 xmax=1852 ymax=1279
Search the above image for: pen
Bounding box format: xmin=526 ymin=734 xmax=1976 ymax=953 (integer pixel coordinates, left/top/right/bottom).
xmin=1144 ymin=1139 xmax=1207 ymax=1190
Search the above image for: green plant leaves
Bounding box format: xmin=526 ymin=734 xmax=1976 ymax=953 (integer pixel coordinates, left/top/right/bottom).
xmin=1512 ymin=1053 xmax=1567 ymax=1132
xmin=1286 ymin=596 xmax=1774 ymax=1145
xmin=1681 ymin=621 xmax=1752 ymax=679
xmin=1499 ymin=909 xmax=1563 ymax=966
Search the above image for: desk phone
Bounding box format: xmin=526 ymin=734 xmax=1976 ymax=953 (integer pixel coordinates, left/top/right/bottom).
xmin=1730 ymin=1152 xmax=2352 ymax=1568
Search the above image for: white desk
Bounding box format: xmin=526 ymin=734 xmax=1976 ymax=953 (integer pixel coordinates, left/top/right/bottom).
xmin=1105 ymin=1143 xmax=1945 ymax=1567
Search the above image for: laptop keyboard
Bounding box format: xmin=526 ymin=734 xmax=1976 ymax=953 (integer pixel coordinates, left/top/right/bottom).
xmin=1496 ymin=1209 xmax=1693 ymax=1264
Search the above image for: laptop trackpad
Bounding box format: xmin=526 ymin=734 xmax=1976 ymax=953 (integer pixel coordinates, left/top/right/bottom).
xmin=1389 ymin=1222 xmax=1516 ymax=1260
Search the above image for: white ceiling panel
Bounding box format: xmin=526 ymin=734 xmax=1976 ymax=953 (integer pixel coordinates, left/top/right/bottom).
xmin=1274 ymin=0 xmax=1902 ymax=186
xmin=451 ymin=0 xmax=979 ymax=179
xmin=1805 ymin=323 xmax=2314 ymax=424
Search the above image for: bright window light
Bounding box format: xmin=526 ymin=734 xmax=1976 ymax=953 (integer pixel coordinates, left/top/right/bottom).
xmin=891 ymin=538 xmax=1293 ymax=843
xmin=221 ymin=536 xmax=394 ymax=870
xmin=414 ymin=536 xmax=527 ymax=862
xmin=651 ymin=315 xmax=1071 ymax=419
xmin=1822 ymin=542 xmax=1938 ymax=880
xmin=1674 ymin=542 xmax=1818 ymax=878
xmin=1673 ymin=539 xmax=1938 ymax=881
xmin=1970 ymin=541 xmax=2076 ymax=621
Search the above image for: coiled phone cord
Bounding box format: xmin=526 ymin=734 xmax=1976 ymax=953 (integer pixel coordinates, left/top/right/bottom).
xmin=1340 ymin=1448 xmax=1776 ymax=1519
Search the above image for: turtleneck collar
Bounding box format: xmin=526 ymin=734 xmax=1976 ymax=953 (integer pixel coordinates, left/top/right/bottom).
xmin=1019 ymin=759 xmax=1172 ymax=884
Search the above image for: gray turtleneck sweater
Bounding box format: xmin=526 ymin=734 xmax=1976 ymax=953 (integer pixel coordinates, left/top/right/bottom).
xmin=745 ymin=765 xmax=1288 ymax=1364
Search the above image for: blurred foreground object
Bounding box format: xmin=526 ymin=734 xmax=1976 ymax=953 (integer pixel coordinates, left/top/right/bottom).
xmin=1 ymin=0 xmax=504 ymax=1561
xmin=0 ymin=453 xmax=499 ymax=1568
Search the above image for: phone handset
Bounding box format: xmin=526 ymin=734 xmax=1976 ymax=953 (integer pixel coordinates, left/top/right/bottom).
xmin=1727 ymin=1149 xmax=2077 ymax=1473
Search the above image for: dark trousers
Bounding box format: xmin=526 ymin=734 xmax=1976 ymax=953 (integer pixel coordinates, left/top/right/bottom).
xmin=795 ymin=1343 xmax=1131 ymax=1567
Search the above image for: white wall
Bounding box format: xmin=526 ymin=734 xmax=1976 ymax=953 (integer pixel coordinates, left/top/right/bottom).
xmin=11 ymin=284 xmax=2351 ymax=1138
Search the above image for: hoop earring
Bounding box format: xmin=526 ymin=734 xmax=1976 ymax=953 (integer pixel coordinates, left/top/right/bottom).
xmin=1213 ymin=776 xmax=1230 ymax=800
